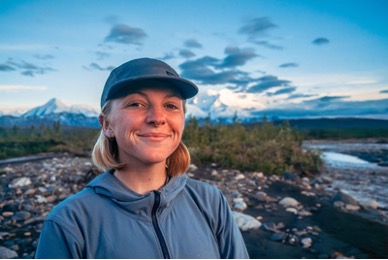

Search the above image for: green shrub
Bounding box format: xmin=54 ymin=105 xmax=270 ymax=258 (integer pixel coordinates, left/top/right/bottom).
xmin=183 ymin=117 xmax=322 ymax=176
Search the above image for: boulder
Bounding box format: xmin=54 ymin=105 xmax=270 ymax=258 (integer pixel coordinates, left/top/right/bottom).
xmin=0 ymin=246 xmax=18 ymax=259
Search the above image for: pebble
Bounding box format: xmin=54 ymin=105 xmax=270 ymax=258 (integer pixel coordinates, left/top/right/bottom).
xmin=279 ymin=197 xmax=299 ymax=207
xmin=301 ymin=237 xmax=313 ymax=248
xmin=9 ymin=177 xmax=32 ymax=188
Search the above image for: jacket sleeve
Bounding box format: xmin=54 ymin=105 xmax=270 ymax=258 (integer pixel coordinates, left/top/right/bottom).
xmin=216 ymin=191 xmax=249 ymax=259
xmin=35 ymin=220 xmax=84 ymax=258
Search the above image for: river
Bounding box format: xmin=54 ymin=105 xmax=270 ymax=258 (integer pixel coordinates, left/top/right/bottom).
xmin=303 ymin=140 xmax=388 ymax=210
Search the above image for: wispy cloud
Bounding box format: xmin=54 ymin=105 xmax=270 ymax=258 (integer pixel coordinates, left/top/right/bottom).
xmin=83 ymin=62 xmax=114 ymax=71
xmin=380 ymin=89 xmax=388 ymax=94
xmin=312 ymin=37 xmax=330 ymax=46
xmin=0 ymin=64 xmax=16 ymax=72
xmin=0 ymin=85 xmax=47 ymax=92
xmin=279 ymin=62 xmax=299 ymax=68
xmin=179 ymin=49 xmax=196 ymax=58
xmin=246 ymin=75 xmax=291 ymax=93
xmin=184 ymin=39 xmax=202 ymax=49
xmin=267 ymin=86 xmax=297 ymax=96
xmin=34 ymin=54 xmax=54 ymax=60
xmin=218 ymin=47 xmax=258 ymax=68
xmin=238 ymin=17 xmax=277 ymax=40
xmin=254 ymin=40 xmax=283 ymax=50
xmin=3 ymin=58 xmax=55 ymax=77
xmin=104 ymin=24 xmax=148 ymax=45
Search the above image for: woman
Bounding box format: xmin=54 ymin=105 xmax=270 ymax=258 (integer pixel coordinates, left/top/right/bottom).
xmin=35 ymin=58 xmax=249 ymax=258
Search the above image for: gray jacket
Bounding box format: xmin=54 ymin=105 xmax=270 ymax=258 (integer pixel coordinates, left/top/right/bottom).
xmin=35 ymin=171 xmax=249 ymax=258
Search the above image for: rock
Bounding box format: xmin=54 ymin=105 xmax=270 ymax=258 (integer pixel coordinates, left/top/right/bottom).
xmin=301 ymin=237 xmax=313 ymax=248
xmin=188 ymin=164 xmax=198 ymax=172
xmin=252 ymin=172 xmax=264 ymax=179
xmin=2 ymin=212 xmax=14 ymax=218
xmin=235 ymin=173 xmax=245 ymax=180
xmin=282 ymin=172 xmax=298 ymax=181
xmin=360 ymin=199 xmax=379 ymax=210
xmin=13 ymin=211 xmax=31 ymax=221
xmin=333 ymin=201 xmax=345 ymax=208
xmin=0 ymin=246 xmax=18 ymax=258
xmin=270 ymin=231 xmax=286 ymax=241
xmin=233 ymin=211 xmax=261 ymax=231
xmin=233 ymin=198 xmax=247 ymax=211
xmin=286 ymin=208 xmax=298 ymax=214
xmin=279 ymin=197 xmax=299 ymax=207
xmin=9 ymin=177 xmax=31 ymax=188
xmin=345 ymin=204 xmax=360 ymax=211
xmin=332 ymin=191 xmax=358 ymax=206
xmin=36 ymin=195 xmax=48 ymax=204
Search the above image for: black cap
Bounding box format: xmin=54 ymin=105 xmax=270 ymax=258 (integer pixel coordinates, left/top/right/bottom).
xmin=100 ymin=58 xmax=198 ymax=108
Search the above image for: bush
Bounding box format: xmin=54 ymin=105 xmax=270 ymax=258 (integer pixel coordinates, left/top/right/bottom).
xmin=183 ymin=117 xmax=322 ymax=176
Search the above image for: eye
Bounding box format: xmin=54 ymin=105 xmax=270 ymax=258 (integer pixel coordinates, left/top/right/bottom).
xmin=126 ymin=102 xmax=145 ymax=108
xmin=165 ymin=103 xmax=179 ymax=110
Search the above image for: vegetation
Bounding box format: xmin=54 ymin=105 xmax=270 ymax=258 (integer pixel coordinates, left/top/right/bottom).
xmin=183 ymin=116 xmax=322 ymax=176
xmin=0 ymin=123 xmax=99 ymax=159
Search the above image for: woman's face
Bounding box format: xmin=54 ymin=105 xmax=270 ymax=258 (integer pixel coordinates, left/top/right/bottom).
xmin=103 ymin=87 xmax=185 ymax=167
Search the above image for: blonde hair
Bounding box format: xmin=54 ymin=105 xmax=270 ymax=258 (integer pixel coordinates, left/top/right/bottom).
xmin=92 ymin=99 xmax=190 ymax=177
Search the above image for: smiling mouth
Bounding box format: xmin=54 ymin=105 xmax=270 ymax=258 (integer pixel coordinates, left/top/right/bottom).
xmin=137 ymin=133 xmax=171 ymax=141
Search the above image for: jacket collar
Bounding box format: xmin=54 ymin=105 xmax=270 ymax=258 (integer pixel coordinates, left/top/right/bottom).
xmin=86 ymin=170 xmax=187 ymax=219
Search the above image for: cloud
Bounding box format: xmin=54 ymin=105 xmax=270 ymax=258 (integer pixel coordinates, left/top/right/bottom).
xmin=246 ymin=75 xmax=291 ymax=93
xmin=279 ymin=62 xmax=299 ymax=68
xmin=379 ymin=89 xmax=388 ymax=94
xmin=180 ymin=56 xmax=244 ymax=85
xmin=179 ymin=49 xmax=196 ymax=58
xmin=254 ymin=40 xmax=283 ymax=50
xmin=238 ymin=17 xmax=277 ymax=40
xmin=312 ymin=37 xmax=330 ymax=45
xmin=0 ymin=63 xmax=16 ymax=72
xmin=0 ymin=85 xmax=47 ymax=92
xmin=184 ymin=39 xmax=202 ymax=49
xmin=288 ymin=93 xmax=317 ymax=99
xmin=252 ymin=98 xmax=388 ymax=119
xmin=267 ymin=86 xmax=296 ymax=96
xmin=95 ymin=51 xmax=110 ymax=60
xmin=217 ymin=47 xmax=258 ymax=68
xmin=34 ymin=54 xmax=54 ymax=60
xmin=84 ymin=62 xmax=115 ymax=71
xmin=5 ymin=58 xmax=55 ymax=77
xmin=104 ymin=24 xmax=147 ymax=45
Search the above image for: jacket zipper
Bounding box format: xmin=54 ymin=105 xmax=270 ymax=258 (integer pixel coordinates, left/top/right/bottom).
xmin=152 ymin=191 xmax=170 ymax=259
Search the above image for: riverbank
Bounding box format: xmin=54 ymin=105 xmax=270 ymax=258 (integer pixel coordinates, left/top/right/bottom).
xmin=0 ymin=153 xmax=387 ymax=258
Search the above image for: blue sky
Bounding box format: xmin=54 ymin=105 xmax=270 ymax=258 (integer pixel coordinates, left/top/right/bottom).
xmin=0 ymin=0 xmax=387 ymax=118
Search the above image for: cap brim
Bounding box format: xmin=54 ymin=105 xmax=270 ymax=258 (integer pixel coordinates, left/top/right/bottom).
xmin=107 ymin=76 xmax=198 ymax=101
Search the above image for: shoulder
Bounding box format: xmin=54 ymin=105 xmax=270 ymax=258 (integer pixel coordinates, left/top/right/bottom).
xmin=183 ymin=177 xmax=227 ymax=206
xmin=46 ymin=187 xmax=98 ymax=222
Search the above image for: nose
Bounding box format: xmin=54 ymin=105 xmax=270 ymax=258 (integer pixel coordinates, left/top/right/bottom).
xmin=146 ymin=105 xmax=166 ymax=127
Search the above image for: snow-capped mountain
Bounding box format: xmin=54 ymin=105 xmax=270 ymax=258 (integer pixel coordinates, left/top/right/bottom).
xmin=22 ymin=98 xmax=99 ymax=118
xmin=0 ymin=98 xmax=100 ymax=128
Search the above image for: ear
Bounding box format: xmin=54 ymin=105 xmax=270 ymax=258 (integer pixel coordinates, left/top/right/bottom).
xmin=99 ymin=113 xmax=114 ymax=139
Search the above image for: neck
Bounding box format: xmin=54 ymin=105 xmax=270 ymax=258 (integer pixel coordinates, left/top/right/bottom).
xmin=114 ymin=162 xmax=168 ymax=195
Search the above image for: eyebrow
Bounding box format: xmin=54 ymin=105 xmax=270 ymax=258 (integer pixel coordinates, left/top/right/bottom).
xmin=128 ymin=89 xmax=183 ymax=99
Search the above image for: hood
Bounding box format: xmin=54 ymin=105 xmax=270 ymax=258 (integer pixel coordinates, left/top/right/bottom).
xmin=86 ymin=170 xmax=187 ymax=219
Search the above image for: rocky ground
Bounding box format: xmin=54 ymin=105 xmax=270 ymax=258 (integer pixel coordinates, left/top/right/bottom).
xmin=0 ymin=153 xmax=387 ymax=258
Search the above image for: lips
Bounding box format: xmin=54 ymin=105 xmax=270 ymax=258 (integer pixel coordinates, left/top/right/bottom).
xmin=137 ymin=132 xmax=171 ymax=141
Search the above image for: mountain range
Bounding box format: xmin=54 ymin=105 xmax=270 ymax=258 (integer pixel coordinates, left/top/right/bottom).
xmin=0 ymin=97 xmax=387 ymax=128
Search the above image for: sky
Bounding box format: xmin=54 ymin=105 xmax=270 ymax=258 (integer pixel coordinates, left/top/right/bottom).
xmin=0 ymin=0 xmax=387 ymax=119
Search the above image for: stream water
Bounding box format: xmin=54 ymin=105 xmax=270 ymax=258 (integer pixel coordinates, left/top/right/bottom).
xmin=303 ymin=141 xmax=388 ymax=210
